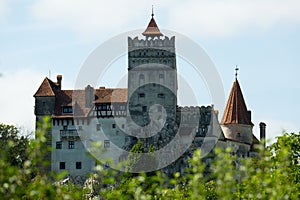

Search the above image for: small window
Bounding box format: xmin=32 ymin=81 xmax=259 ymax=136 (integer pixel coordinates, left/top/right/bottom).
xmin=104 ymin=140 xmax=110 ymax=148
xmin=157 ymin=93 xmax=165 ymax=98
xmin=112 ymin=124 xmax=116 ymax=129
xmin=96 ymin=124 xmax=101 ymax=131
xmin=139 ymin=93 xmax=145 ymax=98
xmin=59 ymin=162 xmax=65 ymax=169
xmin=56 ymin=141 xmax=62 ymax=149
xmin=120 ymin=105 xmax=125 ymax=110
xmin=76 ymin=162 xmax=82 ymax=169
xmin=139 ymin=74 xmax=145 ymax=80
xmin=78 ymin=126 xmax=83 ymax=131
xmin=68 ymin=141 xmax=75 ymax=149
xmin=159 ymin=74 xmax=164 ymax=79
xmin=142 ymin=106 xmax=147 ymax=112
xmin=121 ymin=124 xmax=125 ymax=129
xmin=63 ymin=106 xmax=73 ymax=114
xmin=139 ymin=74 xmax=145 ymax=85
xmin=102 ymin=105 xmax=107 ymax=110
xmin=63 ymin=125 xmax=68 ymax=130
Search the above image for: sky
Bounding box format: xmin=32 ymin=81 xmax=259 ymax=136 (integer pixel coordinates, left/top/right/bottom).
xmin=0 ymin=0 xmax=299 ymax=143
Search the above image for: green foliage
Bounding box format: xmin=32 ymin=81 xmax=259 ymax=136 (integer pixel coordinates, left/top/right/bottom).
xmin=126 ymin=140 xmax=158 ymax=172
xmin=0 ymin=123 xmax=29 ymax=167
xmin=0 ymin=117 xmax=84 ymax=199
xmin=0 ymin=121 xmax=299 ymax=199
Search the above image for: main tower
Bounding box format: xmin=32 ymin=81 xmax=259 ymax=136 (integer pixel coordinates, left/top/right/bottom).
xmin=127 ymin=12 xmax=178 ymax=139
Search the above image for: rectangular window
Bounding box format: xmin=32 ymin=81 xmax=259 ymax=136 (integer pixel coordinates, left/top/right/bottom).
xmin=159 ymin=74 xmax=164 ymax=79
xmin=56 ymin=141 xmax=62 ymax=149
xmin=63 ymin=106 xmax=73 ymax=114
xmin=104 ymin=140 xmax=110 ymax=148
xmin=120 ymin=105 xmax=125 ymax=110
xmin=157 ymin=93 xmax=165 ymax=98
xmin=121 ymin=124 xmax=125 ymax=129
xmin=59 ymin=162 xmax=65 ymax=169
xmin=68 ymin=141 xmax=75 ymax=149
xmin=139 ymin=93 xmax=145 ymax=98
xmin=63 ymin=125 xmax=68 ymax=130
xmin=96 ymin=124 xmax=101 ymax=131
xmin=142 ymin=106 xmax=147 ymax=112
xmin=112 ymin=124 xmax=116 ymax=129
xmin=78 ymin=126 xmax=83 ymax=131
xmin=76 ymin=162 xmax=82 ymax=169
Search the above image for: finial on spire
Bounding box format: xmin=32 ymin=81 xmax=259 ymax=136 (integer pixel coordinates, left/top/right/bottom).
xmin=235 ymin=65 xmax=239 ymax=79
xmin=151 ymin=5 xmax=154 ymax=18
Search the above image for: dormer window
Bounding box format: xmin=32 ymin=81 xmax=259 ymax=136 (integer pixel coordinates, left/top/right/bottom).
xmin=63 ymin=106 xmax=73 ymax=114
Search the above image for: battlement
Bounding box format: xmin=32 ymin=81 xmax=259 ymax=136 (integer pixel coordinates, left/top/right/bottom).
xmin=128 ymin=36 xmax=175 ymax=50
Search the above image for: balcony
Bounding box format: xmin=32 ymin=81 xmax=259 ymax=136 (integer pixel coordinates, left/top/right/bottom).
xmin=60 ymin=129 xmax=79 ymax=140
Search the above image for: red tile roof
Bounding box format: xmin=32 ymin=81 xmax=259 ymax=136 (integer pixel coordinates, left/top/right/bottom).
xmin=35 ymin=76 xmax=128 ymax=118
xmin=94 ymin=88 xmax=127 ymax=103
xmin=34 ymin=78 xmax=56 ymax=97
xmin=142 ymin=17 xmax=163 ymax=37
xmin=221 ymin=79 xmax=253 ymax=125
xmin=52 ymin=88 xmax=127 ymax=118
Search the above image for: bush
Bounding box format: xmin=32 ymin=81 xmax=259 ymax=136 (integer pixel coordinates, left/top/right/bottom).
xmin=0 ymin=119 xmax=299 ymax=199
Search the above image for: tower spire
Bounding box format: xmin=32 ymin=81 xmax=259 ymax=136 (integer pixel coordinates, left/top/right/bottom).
xmin=142 ymin=6 xmax=163 ymax=38
xmin=235 ymin=65 xmax=239 ymax=79
xmin=151 ymin=5 xmax=154 ymax=18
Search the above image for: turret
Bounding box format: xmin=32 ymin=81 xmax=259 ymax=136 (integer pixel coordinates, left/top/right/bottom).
xmin=221 ymin=68 xmax=254 ymax=145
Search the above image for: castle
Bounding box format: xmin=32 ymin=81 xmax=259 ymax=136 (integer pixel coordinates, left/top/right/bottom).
xmin=34 ymin=13 xmax=266 ymax=176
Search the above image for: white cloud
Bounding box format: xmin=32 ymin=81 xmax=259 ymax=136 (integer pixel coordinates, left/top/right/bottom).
xmin=168 ymin=0 xmax=300 ymax=37
xmin=30 ymin=0 xmax=300 ymax=38
xmin=30 ymin=0 xmax=158 ymax=40
xmin=0 ymin=68 xmax=43 ymax=132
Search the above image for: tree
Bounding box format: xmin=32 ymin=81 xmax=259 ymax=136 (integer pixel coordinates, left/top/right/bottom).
xmin=126 ymin=140 xmax=158 ymax=173
xmin=0 ymin=123 xmax=30 ymax=167
xmin=268 ymin=132 xmax=300 ymax=188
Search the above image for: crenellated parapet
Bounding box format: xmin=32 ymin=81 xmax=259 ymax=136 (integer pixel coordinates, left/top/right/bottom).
xmin=177 ymin=105 xmax=213 ymax=137
xmin=128 ymin=36 xmax=175 ymax=50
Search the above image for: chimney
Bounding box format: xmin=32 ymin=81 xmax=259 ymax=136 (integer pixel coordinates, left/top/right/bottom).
xmin=85 ymin=85 xmax=94 ymax=108
xmin=57 ymin=75 xmax=62 ymax=90
xmin=247 ymin=110 xmax=252 ymax=122
xmin=259 ymin=122 xmax=266 ymax=146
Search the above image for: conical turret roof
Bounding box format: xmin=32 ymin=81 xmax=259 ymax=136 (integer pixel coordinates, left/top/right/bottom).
xmin=221 ymin=79 xmax=253 ymax=125
xmin=142 ymin=14 xmax=163 ymax=38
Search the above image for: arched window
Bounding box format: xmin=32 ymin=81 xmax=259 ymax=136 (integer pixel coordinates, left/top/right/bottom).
xmin=139 ymin=74 xmax=145 ymax=85
xmin=159 ymin=73 xmax=164 ymax=84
